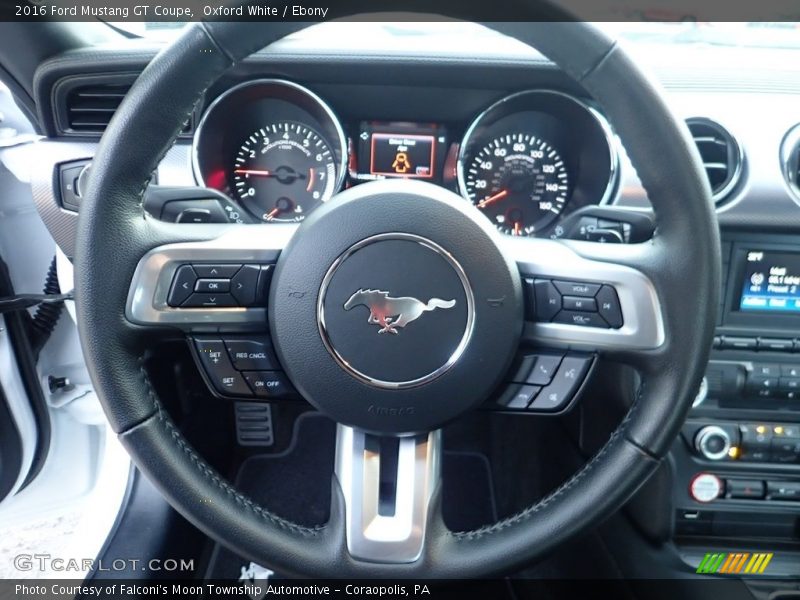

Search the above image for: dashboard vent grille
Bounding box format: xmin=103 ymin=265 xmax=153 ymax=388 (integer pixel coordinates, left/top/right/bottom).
xmin=780 ymin=123 xmax=800 ymax=201
xmin=686 ymin=118 xmax=743 ymax=205
xmin=65 ymin=83 xmax=130 ymax=133
xmin=59 ymin=77 xmax=194 ymax=136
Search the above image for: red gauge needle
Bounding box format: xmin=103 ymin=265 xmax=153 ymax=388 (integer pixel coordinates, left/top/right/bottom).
xmin=266 ymin=207 xmax=280 ymax=220
xmin=234 ymin=169 xmax=272 ymax=177
xmin=513 ymin=221 xmax=523 ymax=236
xmin=478 ymin=189 xmax=509 ymax=209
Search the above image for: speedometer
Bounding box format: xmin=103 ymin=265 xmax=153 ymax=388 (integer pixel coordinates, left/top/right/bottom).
xmin=232 ymin=121 xmax=337 ymax=223
xmin=463 ymin=134 xmax=569 ymax=236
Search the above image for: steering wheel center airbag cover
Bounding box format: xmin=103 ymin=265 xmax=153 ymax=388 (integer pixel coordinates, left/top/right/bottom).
xmin=269 ymin=179 xmax=522 ymax=433
xmin=319 ymin=233 xmax=474 ymax=388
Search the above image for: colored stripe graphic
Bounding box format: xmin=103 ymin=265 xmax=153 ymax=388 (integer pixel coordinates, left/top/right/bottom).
xmin=697 ymin=552 xmax=773 ymax=575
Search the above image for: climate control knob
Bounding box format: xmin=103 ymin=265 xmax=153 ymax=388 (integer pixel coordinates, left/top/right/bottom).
xmin=694 ymin=425 xmax=731 ymax=461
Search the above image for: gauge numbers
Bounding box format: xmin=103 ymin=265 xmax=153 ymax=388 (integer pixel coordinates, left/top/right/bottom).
xmin=463 ymin=133 xmax=569 ymax=236
xmin=232 ymin=121 xmax=337 ymax=223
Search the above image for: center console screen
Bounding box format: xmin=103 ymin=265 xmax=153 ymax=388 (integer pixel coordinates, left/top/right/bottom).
xmin=739 ymin=249 xmax=800 ymax=313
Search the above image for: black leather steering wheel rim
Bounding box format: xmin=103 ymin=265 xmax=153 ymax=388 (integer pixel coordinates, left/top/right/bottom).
xmin=74 ymin=16 xmax=720 ymax=578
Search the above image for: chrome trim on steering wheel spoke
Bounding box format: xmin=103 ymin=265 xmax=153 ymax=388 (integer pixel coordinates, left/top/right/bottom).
xmin=504 ymin=237 xmax=665 ymax=351
xmin=335 ymin=425 xmax=441 ymax=564
xmin=126 ymin=224 xmax=297 ymax=330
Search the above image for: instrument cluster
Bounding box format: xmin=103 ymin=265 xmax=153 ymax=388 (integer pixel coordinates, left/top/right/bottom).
xmin=192 ymin=80 xmax=619 ymax=238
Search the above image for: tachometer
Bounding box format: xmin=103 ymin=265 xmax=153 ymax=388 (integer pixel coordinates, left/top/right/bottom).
xmin=232 ymin=121 xmax=337 ymax=223
xmin=463 ymin=133 xmax=568 ymax=236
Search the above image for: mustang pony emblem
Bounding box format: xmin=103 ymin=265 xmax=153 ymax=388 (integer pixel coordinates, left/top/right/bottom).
xmin=344 ymin=289 xmax=456 ymax=334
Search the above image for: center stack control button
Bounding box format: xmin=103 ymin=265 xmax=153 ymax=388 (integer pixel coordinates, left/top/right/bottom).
xmin=690 ymin=473 xmax=723 ymax=503
xmin=194 ymin=338 xmax=251 ymax=397
xmin=726 ymin=479 xmax=765 ymax=499
xmin=767 ymin=481 xmax=800 ymax=501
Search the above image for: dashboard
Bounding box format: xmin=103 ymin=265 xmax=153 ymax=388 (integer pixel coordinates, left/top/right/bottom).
xmin=191 ymin=79 xmax=617 ymax=238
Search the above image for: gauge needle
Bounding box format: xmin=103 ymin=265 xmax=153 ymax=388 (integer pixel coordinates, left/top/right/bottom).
xmin=266 ymin=207 xmax=281 ymax=220
xmin=513 ymin=221 xmax=523 ymax=236
xmin=478 ymin=189 xmax=509 ymax=209
xmin=234 ymin=169 xmax=272 ymax=177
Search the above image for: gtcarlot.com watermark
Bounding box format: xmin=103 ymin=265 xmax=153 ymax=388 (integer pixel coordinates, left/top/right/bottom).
xmin=13 ymin=554 xmax=194 ymax=573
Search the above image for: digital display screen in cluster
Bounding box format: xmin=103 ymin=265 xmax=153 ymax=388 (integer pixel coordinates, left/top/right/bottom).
xmin=356 ymin=122 xmax=446 ymax=181
xmin=739 ymin=250 xmax=800 ymax=313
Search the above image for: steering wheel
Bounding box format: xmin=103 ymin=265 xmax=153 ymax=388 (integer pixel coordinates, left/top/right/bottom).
xmin=74 ymin=16 xmax=719 ymax=578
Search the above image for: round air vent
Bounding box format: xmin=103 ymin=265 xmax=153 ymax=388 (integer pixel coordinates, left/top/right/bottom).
xmin=781 ymin=123 xmax=800 ymax=201
xmin=686 ymin=117 xmax=743 ymax=204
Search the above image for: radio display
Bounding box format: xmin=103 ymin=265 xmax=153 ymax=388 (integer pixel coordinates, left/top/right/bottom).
xmin=356 ymin=122 xmax=446 ymax=180
xmin=739 ymin=249 xmax=800 ymax=313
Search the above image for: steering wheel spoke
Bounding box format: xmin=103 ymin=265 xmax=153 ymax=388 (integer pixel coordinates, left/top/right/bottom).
xmin=505 ymin=236 xmax=665 ymax=355
xmin=334 ymin=425 xmax=441 ymax=564
xmin=126 ymin=223 xmax=297 ymax=332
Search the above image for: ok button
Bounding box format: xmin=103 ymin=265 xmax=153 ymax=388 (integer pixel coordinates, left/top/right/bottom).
xmin=196 ymin=278 xmax=231 ymax=293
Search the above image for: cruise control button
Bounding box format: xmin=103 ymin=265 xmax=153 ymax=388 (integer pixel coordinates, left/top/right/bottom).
xmin=195 ymin=278 xmax=230 ymax=293
xmin=193 ymin=264 xmax=242 ymax=278
xmin=497 ymin=384 xmax=540 ymax=409
xmin=553 ymin=280 xmax=601 ymax=297
xmin=596 ymin=285 xmax=623 ymax=328
xmin=230 ymin=264 xmax=261 ymax=306
xmin=525 ymin=354 xmax=563 ymax=385
xmin=562 ymin=296 xmax=597 ymax=312
xmin=553 ymin=310 xmax=608 ymax=328
xmin=225 ymin=338 xmax=279 ymax=371
xmin=721 ymin=336 xmax=758 ymax=350
xmin=243 ymin=371 xmax=294 ymax=399
xmin=194 ymin=339 xmax=252 ymax=397
xmin=182 ymin=293 xmax=237 ymax=308
xmin=530 ymin=355 xmax=591 ymax=411
xmin=533 ymin=279 xmax=561 ymax=321
xmin=167 ymin=265 xmax=197 ymax=307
